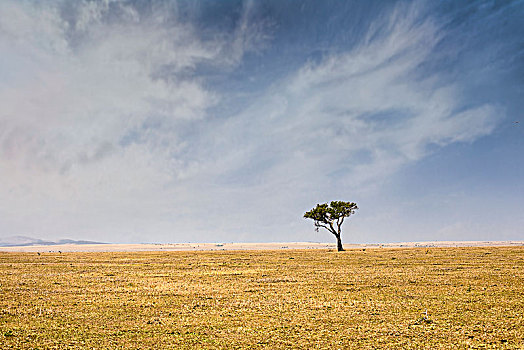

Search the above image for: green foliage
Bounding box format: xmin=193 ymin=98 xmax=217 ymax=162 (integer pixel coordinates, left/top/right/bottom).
xmin=304 ymin=201 xmax=358 ymax=251
xmin=304 ymin=201 xmax=358 ymax=235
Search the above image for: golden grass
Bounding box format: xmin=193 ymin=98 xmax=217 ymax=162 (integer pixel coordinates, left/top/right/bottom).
xmin=1 ymin=247 xmax=523 ymax=349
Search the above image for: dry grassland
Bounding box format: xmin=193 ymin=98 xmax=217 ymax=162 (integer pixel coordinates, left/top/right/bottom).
xmin=1 ymin=247 xmax=523 ymax=349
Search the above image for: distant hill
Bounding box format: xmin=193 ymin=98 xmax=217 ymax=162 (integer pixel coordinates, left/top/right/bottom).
xmin=0 ymin=236 xmax=105 ymax=247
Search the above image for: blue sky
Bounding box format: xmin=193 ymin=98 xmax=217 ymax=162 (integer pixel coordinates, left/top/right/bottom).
xmin=0 ymin=0 xmax=523 ymax=244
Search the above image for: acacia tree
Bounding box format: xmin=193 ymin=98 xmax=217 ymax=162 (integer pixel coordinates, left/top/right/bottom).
xmin=304 ymin=201 xmax=358 ymax=252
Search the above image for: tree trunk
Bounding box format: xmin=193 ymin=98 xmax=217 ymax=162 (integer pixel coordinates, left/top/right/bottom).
xmin=335 ymin=234 xmax=344 ymax=252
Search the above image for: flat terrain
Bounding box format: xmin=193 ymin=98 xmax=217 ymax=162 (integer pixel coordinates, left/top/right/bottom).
xmin=1 ymin=247 xmax=523 ymax=349
xmin=1 ymin=240 xmax=523 ymax=252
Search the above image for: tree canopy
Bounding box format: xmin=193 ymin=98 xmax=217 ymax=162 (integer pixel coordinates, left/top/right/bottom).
xmin=304 ymin=201 xmax=358 ymax=251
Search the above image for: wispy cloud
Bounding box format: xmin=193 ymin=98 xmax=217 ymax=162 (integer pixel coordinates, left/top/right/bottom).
xmin=212 ymin=2 xmax=500 ymax=196
xmin=0 ymin=1 xmax=513 ymax=242
xmin=0 ymin=0 xmax=262 ymax=240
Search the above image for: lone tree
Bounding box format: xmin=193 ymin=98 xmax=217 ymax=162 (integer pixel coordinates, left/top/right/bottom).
xmin=304 ymin=201 xmax=358 ymax=252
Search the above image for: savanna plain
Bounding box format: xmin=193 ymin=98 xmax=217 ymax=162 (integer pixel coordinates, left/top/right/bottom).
xmin=1 ymin=247 xmax=523 ymax=349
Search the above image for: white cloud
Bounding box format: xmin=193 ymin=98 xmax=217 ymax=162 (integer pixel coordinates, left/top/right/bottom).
xmin=182 ymin=3 xmax=502 ymax=240
xmin=0 ymin=1 xmax=504 ymax=242
xmin=212 ymin=3 xmax=500 ymax=195
xmin=0 ymin=1 xmax=245 ymax=240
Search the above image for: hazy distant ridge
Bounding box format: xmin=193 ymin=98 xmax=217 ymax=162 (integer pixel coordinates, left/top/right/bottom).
xmin=0 ymin=236 xmax=105 ymax=247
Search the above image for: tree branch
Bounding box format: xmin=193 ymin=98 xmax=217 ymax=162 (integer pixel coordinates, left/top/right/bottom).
xmin=337 ymin=216 xmax=345 ymax=234
xmin=328 ymin=222 xmax=338 ymax=236
xmin=316 ymin=222 xmax=337 ymax=236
